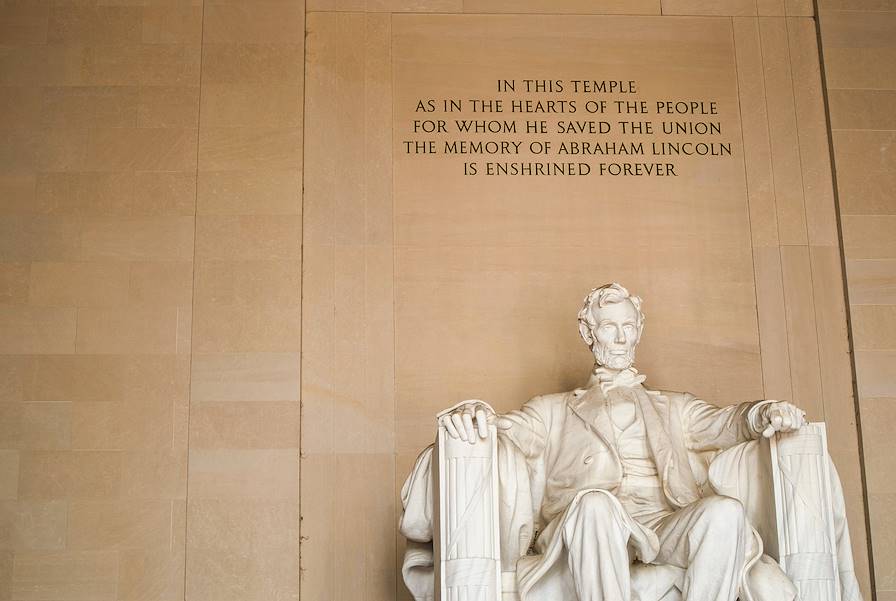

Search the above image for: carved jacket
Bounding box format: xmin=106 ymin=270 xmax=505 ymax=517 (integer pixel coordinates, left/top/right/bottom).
xmin=498 ymin=379 xmax=765 ymax=528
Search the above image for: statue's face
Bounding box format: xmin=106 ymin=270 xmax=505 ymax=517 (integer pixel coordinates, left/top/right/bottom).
xmin=590 ymin=299 xmax=641 ymax=370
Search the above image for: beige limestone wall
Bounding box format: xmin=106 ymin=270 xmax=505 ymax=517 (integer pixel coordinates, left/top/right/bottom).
xmin=186 ymin=1 xmax=303 ymax=599
xmin=0 ymin=2 xmax=888 ymax=601
xmin=302 ymin=3 xmax=872 ymax=601
xmin=819 ymin=2 xmax=896 ymax=599
xmin=0 ymin=1 xmax=302 ymax=600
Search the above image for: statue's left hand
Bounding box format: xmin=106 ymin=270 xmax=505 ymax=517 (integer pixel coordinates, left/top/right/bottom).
xmin=759 ymin=400 xmax=807 ymax=438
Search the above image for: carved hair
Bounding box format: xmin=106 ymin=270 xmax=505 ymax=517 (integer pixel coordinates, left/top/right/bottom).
xmin=577 ymin=283 xmax=645 ymax=350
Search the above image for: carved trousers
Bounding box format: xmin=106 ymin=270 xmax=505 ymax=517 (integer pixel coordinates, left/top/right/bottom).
xmin=561 ymin=492 xmax=748 ymax=601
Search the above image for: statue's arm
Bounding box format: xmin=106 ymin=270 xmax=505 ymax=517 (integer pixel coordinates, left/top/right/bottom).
xmin=682 ymin=393 xmax=808 ymax=451
xmin=680 ymin=395 xmax=768 ymax=451
xmin=684 ymin=395 xmax=808 ymax=451
xmin=497 ymin=396 xmax=551 ymax=460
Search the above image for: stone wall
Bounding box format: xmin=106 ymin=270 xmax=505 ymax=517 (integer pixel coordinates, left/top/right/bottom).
xmin=0 ymin=1 xmax=302 ymax=599
xmin=820 ymin=2 xmax=896 ymax=598
xmin=1 ymin=1 xmax=891 ymax=600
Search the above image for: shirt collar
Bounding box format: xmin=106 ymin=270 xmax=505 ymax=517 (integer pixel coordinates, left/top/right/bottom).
xmin=591 ymin=366 xmax=647 ymax=394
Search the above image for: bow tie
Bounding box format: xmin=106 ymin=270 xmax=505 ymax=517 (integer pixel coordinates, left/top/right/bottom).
xmin=593 ymin=367 xmax=647 ymax=394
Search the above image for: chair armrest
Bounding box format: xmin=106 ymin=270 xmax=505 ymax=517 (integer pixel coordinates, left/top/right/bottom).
xmin=434 ymin=403 xmax=502 ymax=601
xmin=769 ymin=422 xmax=842 ymax=601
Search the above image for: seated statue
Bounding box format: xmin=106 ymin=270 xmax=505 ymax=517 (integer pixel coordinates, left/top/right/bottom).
xmin=399 ymin=283 xmax=864 ymax=601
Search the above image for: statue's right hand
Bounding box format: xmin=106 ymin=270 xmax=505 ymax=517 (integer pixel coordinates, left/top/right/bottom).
xmin=439 ymin=401 xmax=511 ymax=443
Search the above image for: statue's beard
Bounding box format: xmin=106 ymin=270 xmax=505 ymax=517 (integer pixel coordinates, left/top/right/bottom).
xmin=594 ymin=345 xmax=636 ymax=370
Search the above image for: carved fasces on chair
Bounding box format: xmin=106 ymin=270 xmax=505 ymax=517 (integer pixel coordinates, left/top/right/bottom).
xmin=434 ymin=402 xmax=502 ymax=601
xmin=770 ymin=423 xmax=842 ymax=601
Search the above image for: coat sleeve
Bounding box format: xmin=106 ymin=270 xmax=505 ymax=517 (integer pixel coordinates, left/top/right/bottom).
xmin=680 ymin=394 xmax=768 ymax=452
xmin=497 ymin=395 xmax=553 ymax=460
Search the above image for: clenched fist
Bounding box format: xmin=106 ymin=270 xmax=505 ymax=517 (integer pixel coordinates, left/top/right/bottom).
xmin=758 ymin=400 xmax=807 ymax=438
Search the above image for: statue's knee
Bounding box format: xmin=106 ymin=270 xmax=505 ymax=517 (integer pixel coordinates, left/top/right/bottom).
xmin=564 ymin=492 xmax=628 ymax=548
xmin=700 ymin=495 xmax=746 ymax=527
xmin=568 ymin=491 xmax=623 ymax=533
xmin=578 ymin=491 xmax=616 ymax=516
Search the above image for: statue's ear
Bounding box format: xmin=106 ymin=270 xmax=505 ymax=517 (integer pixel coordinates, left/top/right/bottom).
xmin=578 ymin=321 xmax=594 ymax=348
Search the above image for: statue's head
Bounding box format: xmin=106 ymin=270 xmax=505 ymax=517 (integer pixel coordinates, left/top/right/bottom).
xmin=577 ymin=283 xmax=645 ymax=370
